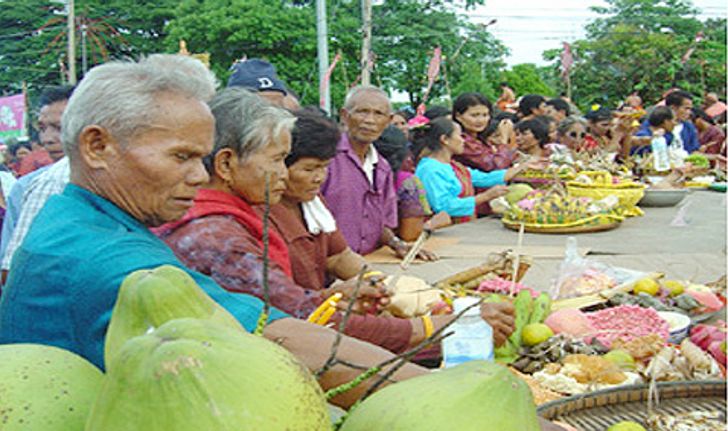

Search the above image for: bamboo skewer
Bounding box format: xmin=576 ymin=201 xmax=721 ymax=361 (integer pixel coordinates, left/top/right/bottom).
xmin=510 ymin=222 xmax=525 ymax=297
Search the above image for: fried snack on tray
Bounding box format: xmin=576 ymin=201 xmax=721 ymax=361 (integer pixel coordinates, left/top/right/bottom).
xmin=647 ymin=411 xmax=725 ymax=431
xmin=611 ymin=334 xmax=666 ymax=362
xmin=562 ymin=354 xmax=627 ymax=385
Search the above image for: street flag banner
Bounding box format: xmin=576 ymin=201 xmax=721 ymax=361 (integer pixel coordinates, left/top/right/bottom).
xmin=417 ymin=46 xmax=443 ymax=115
xmin=320 ymin=53 xmax=342 ymax=110
xmin=0 ymin=94 xmax=26 ymax=140
xmin=681 ymin=31 xmax=705 ymax=64
xmin=560 ymin=42 xmax=573 ymax=78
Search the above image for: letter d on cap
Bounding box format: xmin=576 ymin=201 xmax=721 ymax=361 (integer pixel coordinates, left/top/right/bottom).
xmin=258 ymin=77 xmax=274 ymax=89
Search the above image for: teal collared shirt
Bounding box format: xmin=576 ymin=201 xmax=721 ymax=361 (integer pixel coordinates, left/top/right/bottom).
xmin=0 ymin=184 xmax=287 ymax=369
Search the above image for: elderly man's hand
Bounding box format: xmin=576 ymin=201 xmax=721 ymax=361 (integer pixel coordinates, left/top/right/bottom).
xmin=392 ymin=241 xmax=438 ymax=262
xmin=480 ymin=302 xmax=515 ymax=347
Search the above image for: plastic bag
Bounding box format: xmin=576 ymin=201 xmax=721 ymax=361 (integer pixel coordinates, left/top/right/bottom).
xmin=550 ymin=237 xmax=648 ymax=299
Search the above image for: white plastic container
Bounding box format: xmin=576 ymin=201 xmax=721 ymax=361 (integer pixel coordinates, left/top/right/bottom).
xmin=442 ymin=297 xmax=494 ymax=368
xmin=651 ymin=134 xmax=670 ymax=172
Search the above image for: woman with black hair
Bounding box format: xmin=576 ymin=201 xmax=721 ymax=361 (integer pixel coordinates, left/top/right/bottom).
xmin=413 ymin=117 xmax=535 ymax=224
xmin=451 ymin=92 xmax=518 ymax=174
xmin=374 ymin=126 xmax=432 ymax=241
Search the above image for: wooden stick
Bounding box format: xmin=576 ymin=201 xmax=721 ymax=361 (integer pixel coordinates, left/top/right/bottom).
xmin=510 ymin=222 xmax=525 ymax=297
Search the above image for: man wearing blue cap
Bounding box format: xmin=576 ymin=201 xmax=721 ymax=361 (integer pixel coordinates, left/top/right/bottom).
xmin=227 ymin=58 xmax=299 ymax=110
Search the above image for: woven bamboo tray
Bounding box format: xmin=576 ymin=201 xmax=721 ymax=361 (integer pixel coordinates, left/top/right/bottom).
xmin=502 ymin=217 xmax=622 ymax=234
xmin=538 ymin=380 xmax=726 ymax=430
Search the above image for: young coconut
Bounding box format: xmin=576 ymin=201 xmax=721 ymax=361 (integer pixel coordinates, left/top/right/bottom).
xmin=0 ymin=344 xmax=104 ymax=431
xmin=104 ymin=265 xmax=244 ymax=369
xmin=86 ymin=318 xmax=331 ymax=431
xmin=339 ymin=360 xmax=540 ymax=431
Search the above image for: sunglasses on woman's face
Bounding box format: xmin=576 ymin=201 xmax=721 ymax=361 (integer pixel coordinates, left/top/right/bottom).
xmin=568 ymin=131 xmax=586 ymax=139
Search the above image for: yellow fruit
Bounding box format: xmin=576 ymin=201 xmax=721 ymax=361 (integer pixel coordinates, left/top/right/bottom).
xmin=607 ymin=421 xmax=646 ymax=431
xmin=661 ymin=280 xmax=685 ymax=297
xmin=522 ymin=323 xmax=554 ymax=347
xmin=603 ymin=349 xmax=636 ymax=370
xmin=633 ymin=278 xmax=660 ymax=296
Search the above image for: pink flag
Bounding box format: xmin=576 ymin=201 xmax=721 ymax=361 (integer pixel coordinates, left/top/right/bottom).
xmin=560 ymin=42 xmax=573 ymax=79
xmin=419 ymin=46 xmax=443 ymax=113
xmin=681 ymin=31 xmax=705 ymax=64
xmin=0 ymin=94 xmax=26 ymax=139
xmin=320 ymin=53 xmax=341 ymax=109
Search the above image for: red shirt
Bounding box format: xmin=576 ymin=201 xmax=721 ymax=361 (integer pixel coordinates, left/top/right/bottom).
xmin=268 ymin=201 xmax=348 ymax=292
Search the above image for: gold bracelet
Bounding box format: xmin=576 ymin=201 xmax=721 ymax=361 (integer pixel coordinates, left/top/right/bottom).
xmin=421 ymin=315 xmax=434 ymax=339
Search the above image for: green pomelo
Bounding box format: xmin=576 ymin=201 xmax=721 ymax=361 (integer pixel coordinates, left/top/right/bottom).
xmin=0 ymin=344 xmax=103 ymax=431
xmin=603 ymin=349 xmax=636 ymax=371
xmin=340 ymin=361 xmax=539 ymax=431
xmin=104 ymin=265 xmax=243 ymax=369
xmin=506 ymin=184 xmax=534 ymax=205
xmin=86 ymin=318 xmax=330 ymax=431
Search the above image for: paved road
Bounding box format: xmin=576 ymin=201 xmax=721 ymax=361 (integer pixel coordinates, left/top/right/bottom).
xmin=372 ymin=190 xmax=727 ymax=291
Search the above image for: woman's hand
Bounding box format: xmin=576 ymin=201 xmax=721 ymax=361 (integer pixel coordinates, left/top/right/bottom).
xmin=476 ymin=185 xmax=508 ymax=203
xmin=328 ymin=276 xmax=390 ymax=315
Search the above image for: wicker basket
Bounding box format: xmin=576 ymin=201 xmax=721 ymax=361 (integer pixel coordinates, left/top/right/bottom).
xmin=502 ymin=213 xmax=623 ymax=234
xmin=566 ymin=171 xmax=646 ymax=217
xmin=538 ymin=380 xmax=726 ymax=430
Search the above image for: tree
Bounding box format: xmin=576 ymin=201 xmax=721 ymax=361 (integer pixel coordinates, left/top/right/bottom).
xmin=542 ymin=0 xmax=725 ymax=109
xmin=0 ymin=0 xmax=175 ymax=99
xmin=165 ymin=0 xmax=507 ymax=109
xmin=499 ymin=63 xmax=555 ymax=98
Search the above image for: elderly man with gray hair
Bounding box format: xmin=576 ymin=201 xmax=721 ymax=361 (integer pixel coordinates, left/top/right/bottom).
xmin=0 ymin=55 xmax=427 ymax=407
xmin=321 ymin=85 xmax=436 ymax=260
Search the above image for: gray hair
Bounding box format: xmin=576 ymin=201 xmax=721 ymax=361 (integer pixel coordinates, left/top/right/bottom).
xmin=557 ymin=115 xmax=588 ymax=136
xmin=205 ymin=87 xmax=295 ymax=174
xmin=61 ymin=54 xmax=218 ymax=159
xmin=343 ymin=85 xmax=391 ymax=112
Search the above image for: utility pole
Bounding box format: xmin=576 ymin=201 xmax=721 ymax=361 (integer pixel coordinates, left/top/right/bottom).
xmin=81 ymin=23 xmax=88 ymax=75
xmin=67 ymin=0 xmax=76 ymax=84
xmin=316 ymin=0 xmax=330 ymax=113
xmin=360 ymin=0 xmax=372 ymax=86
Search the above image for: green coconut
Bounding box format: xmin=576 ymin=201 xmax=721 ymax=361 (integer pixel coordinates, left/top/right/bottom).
xmin=86 ymin=318 xmax=330 ymax=431
xmin=0 ymin=344 xmax=103 ymax=431
xmin=104 ymin=265 xmax=243 ymax=369
xmin=340 ymin=360 xmax=539 ymax=431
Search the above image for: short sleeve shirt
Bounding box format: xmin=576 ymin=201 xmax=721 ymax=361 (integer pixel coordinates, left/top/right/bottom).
xmin=269 ymin=201 xmax=348 ymax=292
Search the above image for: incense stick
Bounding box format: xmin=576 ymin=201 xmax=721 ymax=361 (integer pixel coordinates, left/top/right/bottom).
xmin=510 ymin=222 xmax=525 ymax=297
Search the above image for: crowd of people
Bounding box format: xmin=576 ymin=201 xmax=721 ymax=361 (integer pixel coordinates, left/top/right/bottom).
xmin=0 ymin=53 xmax=724 ymax=418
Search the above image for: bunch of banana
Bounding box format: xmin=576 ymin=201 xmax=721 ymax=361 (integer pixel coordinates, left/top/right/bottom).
xmin=493 ymin=291 xmax=553 ymax=364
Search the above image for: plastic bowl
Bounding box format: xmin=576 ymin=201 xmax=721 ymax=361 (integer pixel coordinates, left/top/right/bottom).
xmin=639 ymin=188 xmax=688 ymax=207
xmin=658 ymin=311 xmax=691 ymax=344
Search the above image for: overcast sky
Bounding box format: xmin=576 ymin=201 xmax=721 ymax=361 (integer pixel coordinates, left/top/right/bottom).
xmin=469 ymin=0 xmax=728 ymax=66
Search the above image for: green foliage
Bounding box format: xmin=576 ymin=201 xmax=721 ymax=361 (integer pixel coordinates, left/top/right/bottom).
xmin=165 ymin=0 xmax=507 ymax=110
xmin=544 ymin=0 xmax=726 ymax=109
xmin=0 ymin=1 xmax=69 ymax=96
xmin=165 ymin=0 xmax=318 ymax=103
xmin=501 ymin=64 xmax=555 ymax=98
xmin=0 ymin=0 xmax=174 ymax=101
